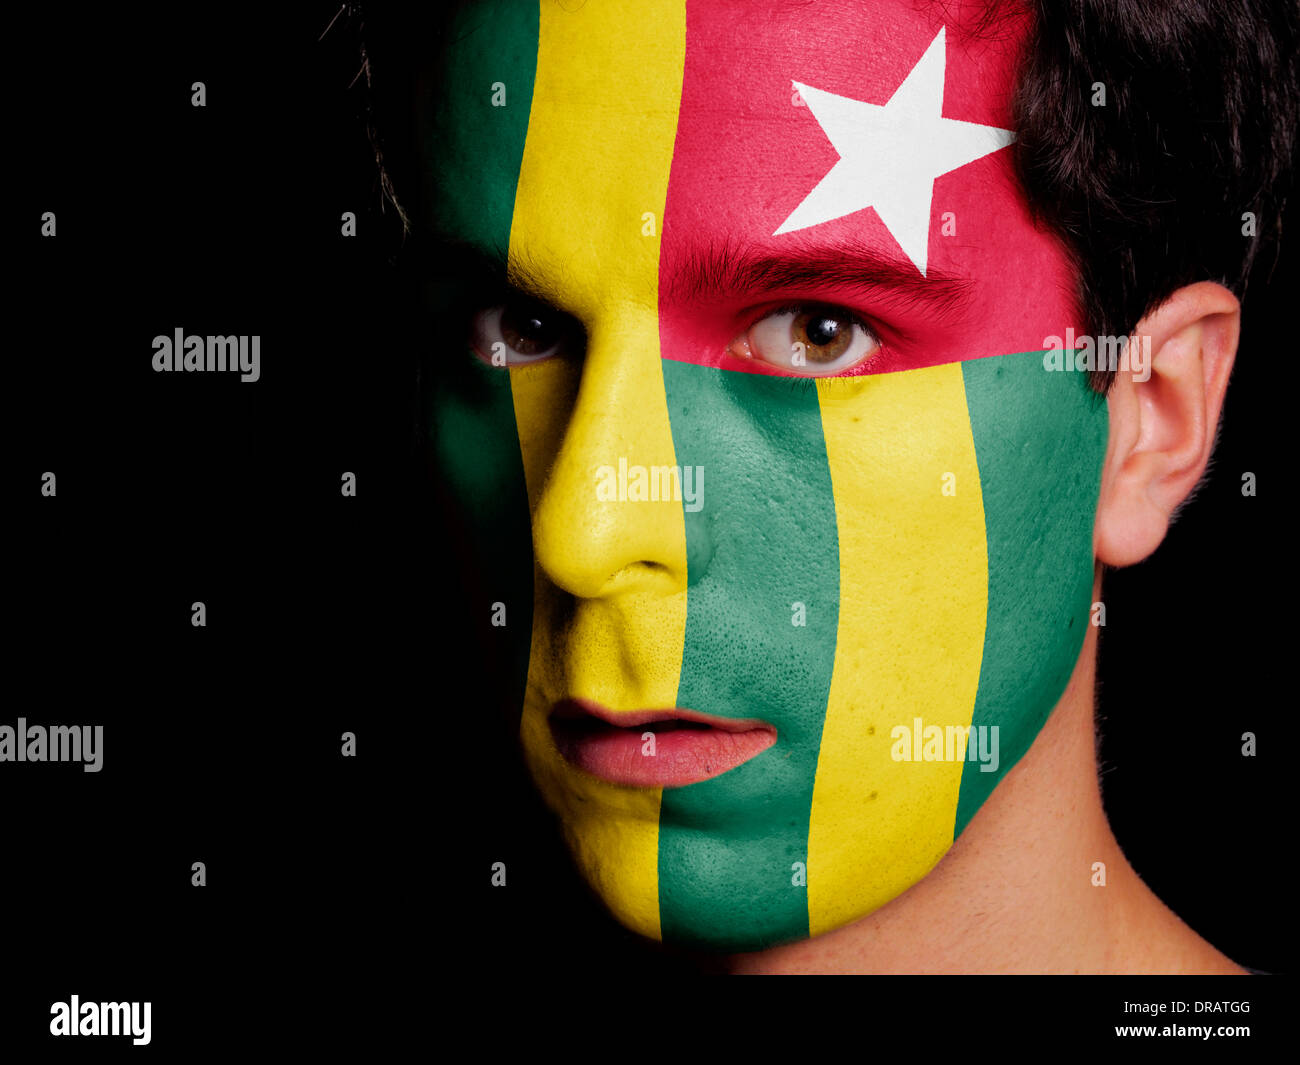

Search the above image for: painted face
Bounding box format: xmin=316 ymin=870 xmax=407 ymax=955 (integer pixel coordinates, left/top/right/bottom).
xmin=425 ymin=0 xmax=1107 ymax=950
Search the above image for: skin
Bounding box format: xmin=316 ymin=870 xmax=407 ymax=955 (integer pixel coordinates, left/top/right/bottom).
xmin=740 ymin=284 xmax=1244 ymax=973
xmin=424 ymin=0 xmax=1247 ymax=969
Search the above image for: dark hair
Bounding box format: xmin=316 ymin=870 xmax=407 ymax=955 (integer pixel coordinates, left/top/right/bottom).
xmin=1012 ymin=0 xmax=1300 ymax=391
xmin=352 ymin=0 xmax=1300 ymax=393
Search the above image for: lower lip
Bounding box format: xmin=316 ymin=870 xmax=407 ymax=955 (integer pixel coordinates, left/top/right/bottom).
xmin=549 ymin=701 xmax=776 ymax=788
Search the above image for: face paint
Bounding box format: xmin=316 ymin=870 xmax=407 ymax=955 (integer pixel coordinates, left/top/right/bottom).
xmin=425 ymin=0 xmax=1108 ymax=951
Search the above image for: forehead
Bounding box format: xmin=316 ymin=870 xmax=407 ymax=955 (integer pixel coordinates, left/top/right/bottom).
xmin=427 ymin=0 xmax=1072 ymax=357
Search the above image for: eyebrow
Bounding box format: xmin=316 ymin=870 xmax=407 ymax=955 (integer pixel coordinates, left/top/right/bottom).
xmin=420 ymin=234 xmax=553 ymax=301
xmin=422 ymin=232 xmax=972 ymax=321
xmin=663 ymin=236 xmax=973 ymax=320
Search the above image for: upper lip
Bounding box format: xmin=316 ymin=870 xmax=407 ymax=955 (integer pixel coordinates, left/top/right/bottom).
xmin=550 ymin=697 xmax=774 ymax=735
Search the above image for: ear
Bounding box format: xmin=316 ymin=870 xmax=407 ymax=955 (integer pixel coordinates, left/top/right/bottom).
xmin=1095 ymin=282 xmax=1240 ymax=567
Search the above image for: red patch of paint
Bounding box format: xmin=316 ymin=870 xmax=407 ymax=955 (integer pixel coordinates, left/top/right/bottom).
xmin=659 ymin=0 xmax=1081 ymax=376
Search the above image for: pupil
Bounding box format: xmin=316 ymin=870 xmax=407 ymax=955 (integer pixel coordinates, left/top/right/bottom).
xmin=501 ymin=303 xmax=556 ymax=354
xmin=793 ymin=307 xmax=853 ymax=363
xmin=807 ymin=317 xmax=839 ymax=346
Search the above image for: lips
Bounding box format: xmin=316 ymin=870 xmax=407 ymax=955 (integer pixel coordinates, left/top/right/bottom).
xmin=549 ymin=698 xmax=777 ymax=788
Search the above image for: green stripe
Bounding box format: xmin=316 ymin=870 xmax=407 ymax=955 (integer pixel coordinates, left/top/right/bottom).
xmin=426 ymin=0 xmax=539 ymax=254
xmin=659 ymin=363 xmax=840 ymax=949
xmin=425 ymin=1 xmax=539 ymax=720
xmin=955 ymin=353 xmax=1108 ymax=835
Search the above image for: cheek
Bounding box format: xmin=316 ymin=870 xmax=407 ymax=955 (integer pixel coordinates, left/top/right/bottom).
xmin=429 ymin=356 xmax=528 ymax=548
xmin=647 ymin=358 xmax=993 ymax=945
xmin=428 ymin=355 xmax=538 ymax=735
xmin=662 ymin=361 xmax=839 ymax=740
xmin=655 ymin=362 xmax=840 ymax=946
xmin=948 ymin=351 xmax=1108 ymax=828
xmin=816 ymin=354 xmax=1106 ymax=932
xmin=657 ymin=353 xmax=1108 ymax=941
xmin=804 ymin=362 xmax=991 ymax=934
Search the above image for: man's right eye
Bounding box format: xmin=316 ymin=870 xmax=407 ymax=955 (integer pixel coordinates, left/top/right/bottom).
xmin=470 ymin=299 xmax=576 ymax=367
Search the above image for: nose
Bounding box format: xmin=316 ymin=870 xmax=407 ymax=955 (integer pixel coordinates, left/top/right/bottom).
xmin=528 ymin=306 xmax=688 ymax=602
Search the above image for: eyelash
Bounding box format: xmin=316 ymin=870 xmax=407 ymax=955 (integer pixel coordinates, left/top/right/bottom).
xmin=762 ymin=301 xmax=878 ymax=334
xmin=781 ymin=374 xmax=868 ymax=398
xmin=462 ymin=294 xmax=887 ymax=380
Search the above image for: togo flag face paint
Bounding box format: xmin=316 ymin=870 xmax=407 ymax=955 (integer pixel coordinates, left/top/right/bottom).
xmin=425 ymin=0 xmax=1108 ymax=950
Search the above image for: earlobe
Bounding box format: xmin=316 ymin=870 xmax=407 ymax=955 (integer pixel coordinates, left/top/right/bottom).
xmin=1094 ymin=282 xmax=1240 ymax=568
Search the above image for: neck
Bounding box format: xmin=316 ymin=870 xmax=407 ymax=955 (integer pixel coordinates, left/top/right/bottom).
xmin=724 ymin=621 xmax=1242 ymax=974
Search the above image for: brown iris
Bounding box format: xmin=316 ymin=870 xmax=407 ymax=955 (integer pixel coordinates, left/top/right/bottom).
xmin=500 ymin=299 xmax=562 ymax=355
xmin=792 ymin=307 xmax=855 ymax=363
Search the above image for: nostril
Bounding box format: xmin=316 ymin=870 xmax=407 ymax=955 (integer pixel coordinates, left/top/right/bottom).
xmin=603 ymin=560 xmax=673 ymax=593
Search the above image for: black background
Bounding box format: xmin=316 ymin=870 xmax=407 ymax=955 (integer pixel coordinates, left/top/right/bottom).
xmin=4 ymin=2 xmax=1291 ymax=1051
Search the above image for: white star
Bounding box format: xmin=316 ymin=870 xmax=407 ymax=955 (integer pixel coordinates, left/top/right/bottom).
xmin=775 ymin=27 xmax=1015 ymax=276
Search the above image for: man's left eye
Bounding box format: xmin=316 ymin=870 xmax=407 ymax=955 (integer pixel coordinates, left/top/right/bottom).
xmin=729 ymin=303 xmax=881 ymax=376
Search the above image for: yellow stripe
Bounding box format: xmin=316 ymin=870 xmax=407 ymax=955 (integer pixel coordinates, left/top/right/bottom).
xmin=808 ymin=365 xmax=988 ymax=936
xmin=507 ymin=0 xmax=687 ymax=942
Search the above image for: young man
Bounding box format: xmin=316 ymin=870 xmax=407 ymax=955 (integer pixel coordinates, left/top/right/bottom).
xmin=410 ymin=0 xmax=1296 ymax=971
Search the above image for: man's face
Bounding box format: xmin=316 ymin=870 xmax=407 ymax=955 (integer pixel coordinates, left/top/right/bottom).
xmin=426 ymin=0 xmax=1107 ymax=950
